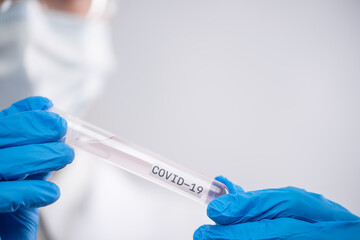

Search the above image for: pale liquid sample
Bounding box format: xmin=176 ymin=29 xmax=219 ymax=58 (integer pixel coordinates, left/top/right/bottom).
xmin=55 ymin=108 xmax=229 ymax=204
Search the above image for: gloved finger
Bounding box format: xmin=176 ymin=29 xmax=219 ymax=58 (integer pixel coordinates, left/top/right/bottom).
xmin=194 ymin=218 xmax=316 ymax=240
xmin=215 ymin=176 xmax=244 ymax=194
xmin=0 ymin=111 xmax=67 ymax=148
xmin=0 ymin=96 xmax=53 ymax=118
xmin=25 ymin=171 xmax=53 ymax=181
xmin=0 ymin=208 xmax=39 ymax=240
xmin=0 ymin=180 xmax=60 ymax=213
xmin=194 ymin=218 xmax=360 ymax=240
xmin=207 ymin=187 xmax=360 ymax=225
xmin=0 ymin=142 xmax=74 ymax=181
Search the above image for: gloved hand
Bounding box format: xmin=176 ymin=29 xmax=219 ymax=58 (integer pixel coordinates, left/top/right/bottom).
xmin=0 ymin=97 xmax=74 ymax=240
xmin=194 ymin=176 xmax=360 ymax=240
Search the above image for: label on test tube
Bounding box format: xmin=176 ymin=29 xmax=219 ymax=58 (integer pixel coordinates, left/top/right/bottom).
xmin=149 ymin=164 xmax=206 ymax=198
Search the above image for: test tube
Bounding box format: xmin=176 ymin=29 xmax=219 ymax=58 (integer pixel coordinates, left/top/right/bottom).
xmin=52 ymin=108 xmax=229 ymax=204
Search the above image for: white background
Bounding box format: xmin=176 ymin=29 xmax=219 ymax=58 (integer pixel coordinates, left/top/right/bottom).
xmin=85 ymin=0 xmax=360 ymax=238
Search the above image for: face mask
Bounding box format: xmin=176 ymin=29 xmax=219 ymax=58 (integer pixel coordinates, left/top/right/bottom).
xmin=0 ymin=1 xmax=115 ymax=114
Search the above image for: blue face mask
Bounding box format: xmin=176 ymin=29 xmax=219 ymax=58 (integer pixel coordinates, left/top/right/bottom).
xmin=0 ymin=1 xmax=115 ymax=115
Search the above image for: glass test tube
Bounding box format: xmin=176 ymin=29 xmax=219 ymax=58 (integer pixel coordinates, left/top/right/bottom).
xmin=52 ymin=109 xmax=229 ymax=204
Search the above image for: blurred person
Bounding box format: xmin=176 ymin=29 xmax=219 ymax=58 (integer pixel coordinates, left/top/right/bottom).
xmin=0 ymin=1 xmax=359 ymax=240
xmin=0 ymin=0 xmax=114 ymax=114
xmin=0 ymin=0 xmax=117 ymax=239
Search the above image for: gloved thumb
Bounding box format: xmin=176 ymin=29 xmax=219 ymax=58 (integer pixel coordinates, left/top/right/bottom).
xmin=0 ymin=96 xmax=53 ymax=118
xmin=215 ymin=176 xmax=244 ymax=194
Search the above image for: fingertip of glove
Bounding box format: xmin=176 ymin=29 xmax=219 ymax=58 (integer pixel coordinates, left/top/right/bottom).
xmin=215 ymin=176 xmax=234 ymax=190
xmin=27 ymin=96 xmax=53 ymax=110
xmin=53 ymin=112 xmax=67 ymax=137
xmin=65 ymin=145 xmax=75 ymax=164
xmin=0 ymin=97 xmax=53 ymax=117
xmin=59 ymin=115 xmax=67 ymax=138
xmin=44 ymin=112 xmax=68 ymax=140
xmin=215 ymin=176 xmax=245 ymax=194
xmin=69 ymin=146 xmax=75 ymax=163
xmin=51 ymin=142 xmax=75 ymax=165
xmin=193 ymin=225 xmax=210 ymax=240
xmin=42 ymin=181 xmax=61 ymax=203
xmin=27 ymin=181 xmax=61 ymax=208
xmin=215 ymin=175 xmax=228 ymax=183
xmin=15 ymin=96 xmax=53 ymax=112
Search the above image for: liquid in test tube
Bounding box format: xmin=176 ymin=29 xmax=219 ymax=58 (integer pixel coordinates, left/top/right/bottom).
xmin=52 ymin=108 xmax=229 ymax=204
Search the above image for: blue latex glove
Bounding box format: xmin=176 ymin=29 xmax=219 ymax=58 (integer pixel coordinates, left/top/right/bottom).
xmin=0 ymin=97 xmax=74 ymax=240
xmin=194 ymin=176 xmax=360 ymax=240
